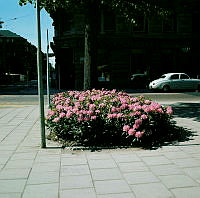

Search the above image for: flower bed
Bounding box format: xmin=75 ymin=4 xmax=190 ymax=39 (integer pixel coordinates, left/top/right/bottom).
xmin=46 ymin=89 xmax=173 ymax=147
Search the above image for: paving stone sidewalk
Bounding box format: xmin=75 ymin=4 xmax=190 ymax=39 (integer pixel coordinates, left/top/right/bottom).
xmin=0 ymin=104 xmax=200 ymax=198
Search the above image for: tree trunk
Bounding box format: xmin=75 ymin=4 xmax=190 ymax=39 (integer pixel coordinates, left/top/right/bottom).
xmin=83 ymin=0 xmax=99 ymax=90
xmin=84 ymin=24 xmax=91 ymax=90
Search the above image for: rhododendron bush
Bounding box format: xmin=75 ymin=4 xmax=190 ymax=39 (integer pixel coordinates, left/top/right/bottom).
xmin=46 ymin=89 xmax=173 ymax=147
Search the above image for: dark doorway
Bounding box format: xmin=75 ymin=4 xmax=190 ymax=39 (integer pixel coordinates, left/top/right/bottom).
xmin=58 ymin=48 xmax=75 ymax=90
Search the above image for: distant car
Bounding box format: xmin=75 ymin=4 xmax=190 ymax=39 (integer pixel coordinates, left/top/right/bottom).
xmin=130 ymin=74 xmax=150 ymax=89
xmin=149 ymin=73 xmax=200 ymax=92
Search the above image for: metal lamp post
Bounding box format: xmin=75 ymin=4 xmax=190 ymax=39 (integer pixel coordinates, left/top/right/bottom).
xmin=36 ymin=0 xmax=46 ymax=148
xmin=46 ymin=29 xmax=50 ymax=107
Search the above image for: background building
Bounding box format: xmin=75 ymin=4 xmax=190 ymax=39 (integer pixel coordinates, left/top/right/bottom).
xmin=0 ymin=30 xmax=38 ymax=85
xmin=50 ymin=0 xmax=200 ymax=90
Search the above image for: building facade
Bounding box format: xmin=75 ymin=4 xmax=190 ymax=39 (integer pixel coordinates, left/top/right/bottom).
xmin=0 ymin=30 xmax=38 ymax=84
xmin=50 ymin=0 xmax=200 ymax=90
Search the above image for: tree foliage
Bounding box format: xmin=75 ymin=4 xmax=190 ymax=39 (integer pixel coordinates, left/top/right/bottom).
xmin=19 ymin=0 xmax=171 ymax=21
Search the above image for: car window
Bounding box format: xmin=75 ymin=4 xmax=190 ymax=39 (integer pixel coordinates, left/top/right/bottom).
xmin=170 ymin=74 xmax=179 ymax=79
xmin=180 ymin=74 xmax=189 ymax=79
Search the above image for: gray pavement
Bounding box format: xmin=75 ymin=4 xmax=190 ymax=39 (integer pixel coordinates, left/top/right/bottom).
xmin=0 ymin=102 xmax=200 ymax=198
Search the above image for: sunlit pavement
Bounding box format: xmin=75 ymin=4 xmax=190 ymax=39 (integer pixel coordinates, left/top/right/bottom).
xmin=0 ymin=95 xmax=200 ymax=197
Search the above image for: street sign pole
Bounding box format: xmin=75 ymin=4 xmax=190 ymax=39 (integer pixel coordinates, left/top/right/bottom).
xmin=46 ymin=29 xmax=50 ymax=107
xmin=36 ymin=0 xmax=46 ymax=148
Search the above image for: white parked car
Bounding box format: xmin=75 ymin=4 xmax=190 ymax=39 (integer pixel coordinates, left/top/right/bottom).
xmin=149 ymin=73 xmax=200 ymax=92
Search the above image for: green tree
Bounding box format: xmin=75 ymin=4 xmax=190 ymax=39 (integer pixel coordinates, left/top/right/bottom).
xmin=0 ymin=20 xmax=4 ymax=29
xmin=19 ymin=0 xmax=171 ymax=90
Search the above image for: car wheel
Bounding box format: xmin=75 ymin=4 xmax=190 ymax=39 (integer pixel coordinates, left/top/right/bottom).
xmin=163 ymin=85 xmax=170 ymax=92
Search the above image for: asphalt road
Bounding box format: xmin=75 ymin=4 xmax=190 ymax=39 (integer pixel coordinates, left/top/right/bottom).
xmin=129 ymin=92 xmax=200 ymax=105
xmin=0 ymin=91 xmax=199 ymax=106
xmin=0 ymin=95 xmax=39 ymax=106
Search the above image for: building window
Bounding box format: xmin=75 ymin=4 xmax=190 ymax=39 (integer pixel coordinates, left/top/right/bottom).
xmin=130 ymin=53 xmax=146 ymax=74
xmin=116 ymin=16 xmax=130 ymax=33
xmin=162 ymin=16 xmax=176 ymax=32
xmin=177 ymin=15 xmax=192 ymax=33
xmin=62 ymin=16 xmax=73 ymax=34
xmin=97 ymin=65 xmax=110 ymax=82
xmin=101 ymin=9 xmax=116 ymax=32
xmin=132 ymin=15 xmax=147 ymax=32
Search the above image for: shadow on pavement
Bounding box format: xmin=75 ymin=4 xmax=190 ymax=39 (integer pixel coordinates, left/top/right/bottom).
xmin=139 ymin=102 xmax=200 ymax=149
xmin=57 ymin=121 xmax=197 ymax=151
xmin=138 ymin=123 xmax=197 ymax=150
xmin=172 ymin=103 xmax=200 ymax=122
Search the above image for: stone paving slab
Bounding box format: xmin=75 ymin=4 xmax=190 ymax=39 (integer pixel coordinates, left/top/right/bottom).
xmin=60 ymin=188 xmax=96 ymax=198
xmin=131 ymin=183 xmax=173 ymax=198
xmin=0 ymin=104 xmax=200 ymax=198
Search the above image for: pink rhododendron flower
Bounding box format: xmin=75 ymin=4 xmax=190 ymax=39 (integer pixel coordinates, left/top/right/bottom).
xmin=133 ymin=111 xmax=141 ymax=116
xmin=91 ymin=95 xmax=101 ymax=101
xmin=141 ymin=114 xmax=148 ymax=120
xmin=91 ymin=116 xmax=97 ymax=120
xmin=87 ymin=110 xmax=93 ymax=116
xmin=134 ymin=105 xmax=142 ymax=111
xmin=144 ymin=100 xmax=151 ymax=104
xmin=128 ymin=128 xmax=136 ymax=135
xmin=144 ymin=106 xmax=151 ymax=112
xmin=111 ymin=107 xmax=117 ymax=112
xmin=66 ymin=111 xmax=73 ymax=118
xmin=95 ymin=110 xmax=100 ymax=114
xmin=117 ymin=113 xmax=123 ymax=118
xmin=135 ymin=131 xmax=144 ymax=138
xmin=69 ymin=91 xmax=74 ymax=96
xmin=128 ymin=104 xmax=135 ymax=110
xmin=107 ymin=113 xmax=117 ymax=119
xmin=89 ymin=104 xmax=96 ymax=110
xmin=120 ymin=97 xmax=127 ymax=104
xmin=135 ymin=119 xmax=142 ymax=126
xmin=112 ymin=113 xmax=118 ymax=118
xmin=166 ymin=106 xmax=173 ymax=115
xmin=157 ymin=108 xmax=164 ymax=113
xmin=52 ymin=117 xmax=60 ymax=122
xmin=54 ymin=100 xmax=60 ymax=105
xmin=74 ymin=102 xmax=81 ymax=107
xmin=120 ymin=103 xmax=128 ymax=110
xmin=47 ymin=110 xmax=55 ymax=118
xmin=123 ymin=125 xmax=130 ymax=132
xmin=47 ymin=110 xmax=54 ymax=115
xmin=59 ymin=112 xmax=66 ymax=118
xmin=84 ymin=117 xmax=90 ymax=121
xmin=72 ymin=109 xmax=78 ymax=114
xmin=111 ymin=89 xmax=116 ymax=94
xmin=77 ymin=117 xmax=84 ymax=122
xmin=99 ymin=103 xmax=105 ymax=108
xmin=64 ymin=106 xmax=72 ymax=111
xmin=56 ymin=105 xmax=63 ymax=110
xmin=129 ymin=113 xmax=135 ymax=117
xmin=78 ymin=96 xmax=85 ymax=101
xmin=130 ymin=97 xmax=138 ymax=102
xmin=133 ymin=124 xmax=140 ymax=129
xmin=64 ymin=98 xmax=70 ymax=104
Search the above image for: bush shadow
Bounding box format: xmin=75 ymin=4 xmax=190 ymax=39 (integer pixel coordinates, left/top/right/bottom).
xmin=58 ymin=121 xmax=197 ymax=151
xmin=172 ymin=102 xmax=200 ymax=122
xmin=137 ymin=121 xmax=197 ymax=150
